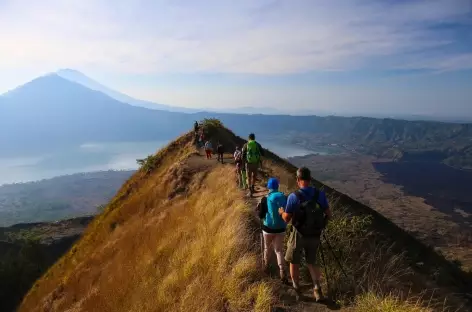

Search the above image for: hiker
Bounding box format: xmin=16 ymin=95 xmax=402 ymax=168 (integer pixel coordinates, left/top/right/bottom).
xmin=194 ymin=121 xmax=199 ymax=134
xmin=278 ymin=167 xmax=332 ymax=302
xmin=217 ymin=141 xmax=224 ymax=164
xmin=257 ymin=178 xmax=288 ymax=283
xmin=204 ymin=140 xmax=213 ymax=159
xmin=199 ymin=132 xmax=205 ymax=148
xmin=242 ymin=133 xmax=264 ymax=196
xmin=234 ymin=146 xmax=246 ymax=189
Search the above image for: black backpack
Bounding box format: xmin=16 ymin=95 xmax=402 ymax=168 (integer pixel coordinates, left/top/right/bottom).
xmin=293 ymin=190 xmax=326 ymax=237
xmin=256 ymin=196 xmax=268 ymax=220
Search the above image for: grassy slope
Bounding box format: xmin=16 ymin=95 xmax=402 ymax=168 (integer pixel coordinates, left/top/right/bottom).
xmin=19 ymin=130 xmax=272 ymax=312
xmin=18 ymin=125 xmax=472 ymax=312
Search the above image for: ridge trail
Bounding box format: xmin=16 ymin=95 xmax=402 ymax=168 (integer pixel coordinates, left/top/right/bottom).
xmin=190 ymin=146 xmax=344 ymax=311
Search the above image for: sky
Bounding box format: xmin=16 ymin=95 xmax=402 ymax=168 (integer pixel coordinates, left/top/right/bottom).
xmin=0 ymin=0 xmax=471 ymax=117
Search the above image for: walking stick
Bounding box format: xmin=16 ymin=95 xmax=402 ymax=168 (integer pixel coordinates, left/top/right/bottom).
xmin=319 ymin=241 xmax=331 ymax=295
xmin=260 ymin=225 xmax=265 ymax=269
xmin=323 ymin=233 xmax=349 ymax=279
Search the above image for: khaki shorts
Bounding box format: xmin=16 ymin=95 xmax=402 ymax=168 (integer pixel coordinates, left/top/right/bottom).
xmin=246 ymin=162 xmax=259 ymax=178
xmin=285 ymin=227 xmax=320 ymax=265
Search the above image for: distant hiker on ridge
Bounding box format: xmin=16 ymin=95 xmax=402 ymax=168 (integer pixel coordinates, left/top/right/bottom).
xmin=204 ymin=140 xmax=213 ymax=159
xmin=279 ymin=167 xmax=332 ymax=302
xmin=242 ymin=133 xmax=264 ymax=197
xmin=234 ymin=146 xmax=247 ymax=189
xmin=217 ymin=141 xmax=224 ymax=164
xmin=256 ymin=177 xmax=288 ymax=283
xmin=194 ymin=121 xmax=199 ymax=134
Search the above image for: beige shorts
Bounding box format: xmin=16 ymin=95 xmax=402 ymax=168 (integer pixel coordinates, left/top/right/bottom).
xmin=246 ymin=162 xmax=259 ymax=178
xmin=285 ymin=227 xmax=320 ymax=265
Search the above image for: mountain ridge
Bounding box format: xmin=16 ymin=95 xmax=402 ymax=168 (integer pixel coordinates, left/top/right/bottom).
xmin=2 ymin=72 xmax=472 ymax=168
xmin=17 ymin=122 xmax=472 ymax=312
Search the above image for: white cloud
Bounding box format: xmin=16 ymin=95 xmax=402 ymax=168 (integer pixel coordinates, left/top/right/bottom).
xmin=0 ymin=0 xmax=470 ymax=75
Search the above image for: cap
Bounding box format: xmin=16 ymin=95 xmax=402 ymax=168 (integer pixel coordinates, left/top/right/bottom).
xmin=267 ymin=177 xmax=279 ymax=190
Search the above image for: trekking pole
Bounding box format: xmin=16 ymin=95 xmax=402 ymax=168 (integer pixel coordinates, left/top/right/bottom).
xmin=322 ymin=233 xmax=349 ymax=279
xmin=260 ymin=222 xmax=265 ymax=269
xmin=319 ymin=241 xmax=331 ymax=295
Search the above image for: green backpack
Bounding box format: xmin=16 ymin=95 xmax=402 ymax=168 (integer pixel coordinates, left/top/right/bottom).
xmin=246 ymin=140 xmax=261 ymax=164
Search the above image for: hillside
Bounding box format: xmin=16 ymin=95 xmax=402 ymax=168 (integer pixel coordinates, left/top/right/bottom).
xmin=0 ymin=216 xmax=93 ymax=312
xmin=18 ymin=121 xmax=472 ymax=312
xmin=0 ymin=170 xmax=134 ymax=226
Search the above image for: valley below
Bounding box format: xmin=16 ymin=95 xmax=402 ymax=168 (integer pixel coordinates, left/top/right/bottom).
xmin=290 ymin=153 xmax=472 ymax=270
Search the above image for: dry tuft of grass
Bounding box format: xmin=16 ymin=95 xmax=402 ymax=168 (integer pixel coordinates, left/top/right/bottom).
xmin=354 ymin=292 xmax=435 ymax=312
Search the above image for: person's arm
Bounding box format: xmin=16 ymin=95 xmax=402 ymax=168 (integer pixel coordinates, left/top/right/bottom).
xmin=257 ymin=142 xmax=264 ymax=156
xmin=278 ymin=193 xmax=297 ymax=223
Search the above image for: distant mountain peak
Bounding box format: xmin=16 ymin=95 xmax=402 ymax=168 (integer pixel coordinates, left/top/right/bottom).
xmin=55 ymin=69 xmax=199 ymax=113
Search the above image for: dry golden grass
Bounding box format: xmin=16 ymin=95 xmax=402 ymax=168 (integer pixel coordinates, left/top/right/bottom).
xmin=354 ymin=292 xmax=435 ymax=312
xmin=19 ymin=134 xmax=274 ymax=312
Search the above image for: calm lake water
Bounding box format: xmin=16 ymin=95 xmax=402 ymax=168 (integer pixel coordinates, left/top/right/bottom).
xmin=0 ymin=140 xmax=323 ymax=185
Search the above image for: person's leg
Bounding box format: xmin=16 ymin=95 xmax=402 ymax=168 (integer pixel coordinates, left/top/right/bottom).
xmin=307 ymin=264 xmax=322 ymax=286
xmin=285 ymin=228 xmax=302 ymax=290
xmin=273 ymin=233 xmax=287 ymax=280
xmin=290 ymin=263 xmax=300 ymax=289
xmin=247 ymin=163 xmax=257 ymax=191
xmin=263 ymin=233 xmax=275 ymax=268
xmin=236 ymin=167 xmax=241 ymax=187
xmin=241 ymin=170 xmax=247 ymax=189
xmin=304 ymin=237 xmax=323 ymax=301
xmin=245 ymin=164 xmax=252 ymax=193
xmin=252 ymin=163 xmax=259 ymax=191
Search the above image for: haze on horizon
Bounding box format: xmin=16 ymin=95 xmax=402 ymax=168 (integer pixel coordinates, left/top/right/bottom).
xmin=0 ymin=0 xmax=471 ymax=117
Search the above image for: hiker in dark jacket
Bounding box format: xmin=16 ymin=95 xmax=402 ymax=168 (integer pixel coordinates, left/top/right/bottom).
xmin=279 ymin=167 xmax=332 ymax=302
xmin=194 ymin=121 xmax=199 ymax=134
xmin=217 ymin=142 xmax=224 ymax=164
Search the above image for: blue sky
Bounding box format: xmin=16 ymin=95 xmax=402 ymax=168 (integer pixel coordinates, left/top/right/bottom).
xmin=0 ymin=0 xmax=471 ymax=117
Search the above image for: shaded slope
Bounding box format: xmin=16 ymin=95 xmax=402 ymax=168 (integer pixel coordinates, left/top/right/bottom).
xmin=19 ymin=126 xmax=472 ymax=312
xmin=18 ymin=130 xmax=272 ymax=312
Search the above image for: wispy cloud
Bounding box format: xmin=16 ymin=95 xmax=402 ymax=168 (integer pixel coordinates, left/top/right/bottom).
xmin=0 ymin=0 xmax=470 ymax=75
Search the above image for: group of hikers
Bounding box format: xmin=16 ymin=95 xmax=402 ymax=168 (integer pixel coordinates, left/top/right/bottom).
xmin=257 ymin=167 xmax=332 ymax=302
xmin=194 ymin=121 xmax=224 ymax=163
xmin=193 ymin=122 xmax=332 ymax=301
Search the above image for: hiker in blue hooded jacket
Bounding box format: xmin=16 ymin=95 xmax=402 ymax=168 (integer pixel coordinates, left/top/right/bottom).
xmin=257 ymin=177 xmax=288 ymax=282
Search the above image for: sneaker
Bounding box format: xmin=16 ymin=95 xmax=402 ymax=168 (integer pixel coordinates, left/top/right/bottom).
xmin=313 ymin=287 xmax=324 ymax=302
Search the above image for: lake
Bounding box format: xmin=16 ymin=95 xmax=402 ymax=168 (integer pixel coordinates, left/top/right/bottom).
xmin=0 ymin=140 xmax=322 ymax=185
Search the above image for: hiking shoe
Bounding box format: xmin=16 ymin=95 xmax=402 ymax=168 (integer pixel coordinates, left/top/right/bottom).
xmin=313 ymin=287 xmax=324 ymax=302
